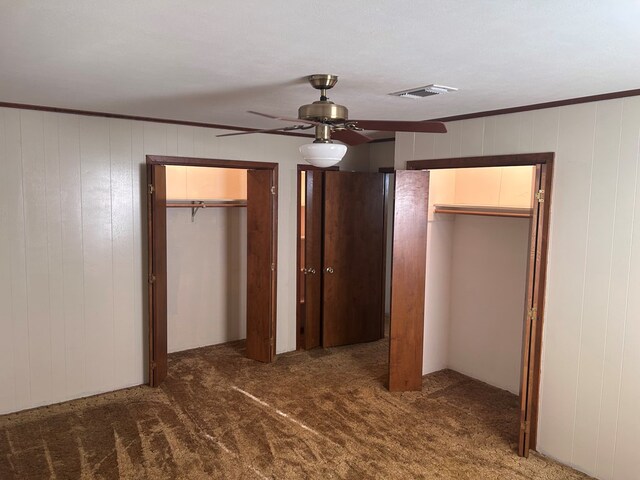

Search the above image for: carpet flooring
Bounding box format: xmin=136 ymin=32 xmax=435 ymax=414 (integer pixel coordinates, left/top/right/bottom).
xmin=0 ymin=338 xmax=591 ymax=479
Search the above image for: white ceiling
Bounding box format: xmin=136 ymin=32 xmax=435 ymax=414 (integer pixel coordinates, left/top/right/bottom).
xmin=1 ymin=1 xmax=640 ymax=135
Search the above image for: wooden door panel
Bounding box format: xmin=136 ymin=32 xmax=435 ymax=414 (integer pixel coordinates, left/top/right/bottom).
xmin=388 ymin=170 xmax=429 ymax=392
xmin=304 ymin=170 xmax=323 ymax=349
xmin=148 ymin=164 xmax=168 ymax=387
xmin=518 ymin=164 xmax=546 ymax=457
xmin=527 ymin=162 xmax=553 ymax=452
xmin=246 ymin=169 xmax=274 ymax=362
xmin=323 ymin=171 xmax=385 ymax=347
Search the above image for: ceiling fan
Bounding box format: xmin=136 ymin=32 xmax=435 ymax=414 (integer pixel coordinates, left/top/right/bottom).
xmin=217 ymin=74 xmax=448 ymax=167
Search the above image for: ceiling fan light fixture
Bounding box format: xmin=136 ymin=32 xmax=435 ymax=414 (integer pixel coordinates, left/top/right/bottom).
xmin=299 ymin=142 xmax=347 ymax=168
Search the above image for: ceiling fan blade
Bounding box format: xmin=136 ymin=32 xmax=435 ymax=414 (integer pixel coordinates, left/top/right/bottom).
xmin=350 ymin=120 xmax=447 ymax=134
xmin=216 ymin=124 xmax=311 ymax=138
xmin=248 ymin=110 xmax=319 ymax=125
xmin=331 ymin=129 xmax=373 ymax=146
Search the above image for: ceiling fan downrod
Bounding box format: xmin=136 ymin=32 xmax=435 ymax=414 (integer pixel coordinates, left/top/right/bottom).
xmin=314 ymin=124 xmax=332 ymax=143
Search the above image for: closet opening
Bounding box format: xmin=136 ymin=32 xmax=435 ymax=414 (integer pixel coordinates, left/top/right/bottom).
xmin=165 ymin=165 xmax=247 ymax=356
xmin=147 ymin=156 xmax=278 ymax=388
xmin=295 ymin=165 xmax=340 ymax=350
xmin=406 ymin=153 xmax=554 ymax=458
xmin=295 ymin=165 xmax=388 ymax=376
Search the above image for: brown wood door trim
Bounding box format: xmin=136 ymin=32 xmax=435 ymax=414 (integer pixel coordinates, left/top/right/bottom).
xmin=407 ymin=152 xmax=554 ymax=170
xmin=271 ymin=165 xmax=279 ymax=360
xmin=147 ymin=155 xmax=278 ymax=170
xmin=146 ymin=155 xmax=278 ymax=386
xmin=147 ymin=164 xmax=168 ymax=387
xmin=296 ymin=165 xmax=340 ymax=172
xmin=403 ymin=152 xmax=553 ymax=454
xmin=147 ymin=165 xmax=154 ymax=385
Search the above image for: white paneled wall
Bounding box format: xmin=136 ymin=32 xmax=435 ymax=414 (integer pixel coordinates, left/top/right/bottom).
xmin=395 ymin=96 xmax=640 ymax=480
xmin=0 ymin=107 xmax=317 ymax=414
xmin=368 ymin=140 xmax=395 ymax=172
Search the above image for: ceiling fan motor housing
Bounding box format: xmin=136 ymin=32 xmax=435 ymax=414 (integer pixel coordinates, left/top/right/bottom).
xmin=299 ymin=74 xmax=348 ymax=123
xmin=298 ymin=100 xmax=348 ymax=123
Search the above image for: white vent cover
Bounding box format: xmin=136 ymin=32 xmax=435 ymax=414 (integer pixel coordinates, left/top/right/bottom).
xmin=390 ymin=84 xmax=458 ymax=99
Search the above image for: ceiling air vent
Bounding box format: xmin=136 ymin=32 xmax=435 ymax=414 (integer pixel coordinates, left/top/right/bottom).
xmin=390 ymin=84 xmax=458 ymax=99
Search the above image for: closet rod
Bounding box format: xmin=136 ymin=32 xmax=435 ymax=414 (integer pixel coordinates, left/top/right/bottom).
xmin=166 ymin=200 xmax=247 ymax=208
xmin=166 ymin=200 xmax=247 ymax=221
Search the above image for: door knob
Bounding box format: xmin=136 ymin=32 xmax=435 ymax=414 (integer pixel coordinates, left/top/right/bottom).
xmin=308 ymin=268 xmax=316 ymax=274
xmin=325 ymin=267 xmax=334 ymax=274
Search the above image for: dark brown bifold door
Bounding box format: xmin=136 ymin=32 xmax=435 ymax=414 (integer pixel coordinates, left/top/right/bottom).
xmin=388 ymin=170 xmax=429 ymax=392
xmin=304 ymin=170 xmax=323 ymax=349
xmin=246 ymin=169 xmax=276 ymax=362
xmin=518 ymin=164 xmax=548 ymax=457
xmin=147 ymin=164 xmax=168 ymax=387
xmin=322 ymin=171 xmax=385 ymax=347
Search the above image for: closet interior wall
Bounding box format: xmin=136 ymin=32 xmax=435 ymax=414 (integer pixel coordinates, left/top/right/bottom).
xmin=448 ymin=214 xmax=529 ymax=393
xmin=166 ymin=166 xmax=247 ymax=353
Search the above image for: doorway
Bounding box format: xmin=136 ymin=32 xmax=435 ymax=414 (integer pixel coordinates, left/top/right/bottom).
xmin=146 ymin=155 xmax=278 ymax=387
xmin=296 ymin=167 xmax=386 ymax=350
xmin=404 ymin=152 xmax=554 ymax=457
xmin=165 ymin=166 xmax=247 ymax=353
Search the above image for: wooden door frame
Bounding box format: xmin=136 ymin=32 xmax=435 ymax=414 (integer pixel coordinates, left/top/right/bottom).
xmin=146 ymin=155 xmax=279 ymax=386
xmin=295 ymin=165 xmax=338 ymax=351
xmin=407 ymin=152 xmax=554 ymax=454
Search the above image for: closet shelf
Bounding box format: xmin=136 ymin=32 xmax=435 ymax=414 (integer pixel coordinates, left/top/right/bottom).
xmin=434 ymin=204 xmax=533 ymax=218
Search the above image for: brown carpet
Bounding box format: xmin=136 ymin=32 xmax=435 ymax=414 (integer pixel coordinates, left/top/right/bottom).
xmin=0 ymin=339 xmax=591 ymax=479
